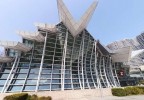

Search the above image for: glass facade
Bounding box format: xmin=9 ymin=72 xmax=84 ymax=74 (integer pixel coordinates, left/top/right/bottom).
xmin=0 ymin=23 xmax=120 ymax=93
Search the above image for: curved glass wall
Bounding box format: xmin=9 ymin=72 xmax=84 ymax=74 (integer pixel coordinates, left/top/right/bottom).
xmin=0 ymin=23 xmax=119 ymax=93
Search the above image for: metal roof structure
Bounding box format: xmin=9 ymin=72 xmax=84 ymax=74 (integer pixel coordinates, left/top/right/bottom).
xmin=0 ymin=41 xmax=31 ymax=52
xmin=34 ymin=23 xmax=58 ymax=33
xmin=57 ymin=0 xmax=98 ymax=37
xmin=111 ymin=47 xmax=132 ymax=63
xmin=0 ymin=56 xmax=13 ymax=62
xmin=131 ymin=49 xmax=144 ymax=58
xmin=17 ymin=31 xmax=45 ymax=42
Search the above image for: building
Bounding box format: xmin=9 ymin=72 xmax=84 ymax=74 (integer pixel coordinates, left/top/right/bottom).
xmin=107 ymin=33 xmax=144 ymax=86
xmin=0 ymin=0 xmax=131 ymax=93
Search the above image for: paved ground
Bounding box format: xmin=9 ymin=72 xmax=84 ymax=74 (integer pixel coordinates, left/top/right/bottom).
xmin=1 ymin=95 xmax=144 ymax=100
xmin=84 ymin=95 xmax=144 ymax=100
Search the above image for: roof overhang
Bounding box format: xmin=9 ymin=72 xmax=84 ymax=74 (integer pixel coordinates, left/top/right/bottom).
xmin=0 ymin=56 xmax=13 ymax=62
xmin=111 ymin=47 xmax=132 ymax=63
xmin=34 ymin=23 xmax=58 ymax=33
xmin=0 ymin=41 xmax=31 ymax=52
xmin=17 ymin=31 xmax=45 ymax=42
xmin=131 ymin=49 xmax=144 ymax=58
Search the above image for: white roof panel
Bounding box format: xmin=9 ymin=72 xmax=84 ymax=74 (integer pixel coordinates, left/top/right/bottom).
xmin=17 ymin=31 xmax=45 ymax=42
xmin=57 ymin=0 xmax=98 ymax=37
xmin=0 ymin=41 xmax=31 ymax=52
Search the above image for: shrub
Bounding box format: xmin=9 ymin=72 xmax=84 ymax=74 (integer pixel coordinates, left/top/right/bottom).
xmin=111 ymin=88 xmax=127 ymax=96
xmin=136 ymin=86 xmax=144 ymax=94
xmin=38 ymin=96 xmax=52 ymax=100
xmin=4 ymin=93 xmax=28 ymax=100
xmin=125 ymin=87 xmax=143 ymax=95
xmin=29 ymin=94 xmax=38 ymax=100
xmin=3 ymin=93 xmax=52 ymax=100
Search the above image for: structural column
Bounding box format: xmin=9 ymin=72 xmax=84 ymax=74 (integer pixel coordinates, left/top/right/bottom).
xmin=36 ymin=32 xmax=48 ymax=92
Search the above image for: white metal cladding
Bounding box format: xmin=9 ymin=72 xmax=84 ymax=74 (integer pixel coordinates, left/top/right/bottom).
xmin=131 ymin=49 xmax=144 ymax=58
xmin=107 ymin=36 xmax=144 ymax=68
xmin=17 ymin=31 xmax=45 ymax=42
xmin=0 ymin=56 xmax=13 ymax=62
xmin=111 ymin=47 xmax=132 ymax=63
xmin=34 ymin=23 xmax=58 ymax=33
xmin=0 ymin=41 xmax=31 ymax=52
xmin=57 ymin=0 xmax=98 ymax=37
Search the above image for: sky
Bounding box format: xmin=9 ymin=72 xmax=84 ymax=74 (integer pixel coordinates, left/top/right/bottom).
xmin=0 ymin=0 xmax=144 ymax=49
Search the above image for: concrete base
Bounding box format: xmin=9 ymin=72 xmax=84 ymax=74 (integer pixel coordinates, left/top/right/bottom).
xmin=0 ymin=88 xmax=112 ymax=100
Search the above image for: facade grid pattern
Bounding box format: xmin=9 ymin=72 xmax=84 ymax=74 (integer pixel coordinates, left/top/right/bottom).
xmin=0 ymin=23 xmax=120 ymax=93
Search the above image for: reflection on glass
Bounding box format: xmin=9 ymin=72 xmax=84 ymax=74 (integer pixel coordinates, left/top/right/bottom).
xmin=24 ymin=85 xmax=36 ymax=91
xmin=39 ymin=85 xmax=50 ymax=90
xmin=26 ymin=79 xmax=37 ymax=85
xmin=0 ymin=80 xmax=6 ymax=85
xmin=9 ymin=86 xmax=22 ymax=92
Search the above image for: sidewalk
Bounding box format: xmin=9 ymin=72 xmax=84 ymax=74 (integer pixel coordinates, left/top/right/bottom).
xmin=87 ymin=95 xmax=144 ymax=100
xmin=66 ymin=95 xmax=144 ymax=100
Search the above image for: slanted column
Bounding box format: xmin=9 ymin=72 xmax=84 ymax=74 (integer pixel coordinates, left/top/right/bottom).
xmin=77 ymin=42 xmax=83 ymax=90
xmin=94 ymin=41 xmax=101 ymax=88
xmin=102 ymin=57 xmax=111 ymax=87
xmin=109 ymin=57 xmax=117 ymax=87
xmin=81 ymin=31 xmax=85 ymax=89
xmin=1 ymin=55 xmax=18 ymax=93
xmin=61 ymin=29 xmax=68 ymax=91
xmin=89 ymin=42 xmax=96 ymax=88
xmin=36 ymin=32 xmax=48 ymax=92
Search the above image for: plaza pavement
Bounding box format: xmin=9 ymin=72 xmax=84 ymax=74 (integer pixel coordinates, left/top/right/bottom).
xmin=70 ymin=95 xmax=144 ymax=100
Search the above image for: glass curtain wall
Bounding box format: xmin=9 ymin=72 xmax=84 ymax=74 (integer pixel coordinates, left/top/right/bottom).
xmin=0 ymin=22 xmax=120 ymax=92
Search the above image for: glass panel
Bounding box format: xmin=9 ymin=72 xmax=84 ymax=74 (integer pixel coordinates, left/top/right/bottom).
xmin=30 ymin=68 xmax=39 ymax=74
xmin=42 ymin=69 xmax=52 ymax=74
xmin=0 ymin=79 xmax=6 ymax=85
xmin=39 ymin=79 xmax=51 ymax=84
xmin=9 ymin=85 xmax=22 ymax=92
xmin=73 ymin=84 xmax=80 ymax=89
xmin=65 ymin=74 xmax=70 ymax=78
xmin=51 ymin=84 xmax=61 ymax=90
xmin=53 ymin=69 xmax=61 ymax=73
xmin=24 ymin=85 xmax=36 ymax=91
xmin=17 ymin=69 xmax=29 ymax=73
xmin=89 ymin=83 xmax=94 ymax=87
xmin=26 ymin=80 xmax=37 ymax=85
xmin=41 ymin=74 xmax=51 ymax=79
xmin=14 ymin=74 xmax=27 ymax=78
xmin=39 ymin=85 xmax=50 ymax=90
xmin=52 ymin=79 xmax=61 ymax=83
xmin=65 ymin=79 xmax=71 ymax=83
xmin=2 ymin=69 xmax=11 ymax=73
xmin=12 ymin=79 xmax=25 ymax=84
xmin=28 ymin=74 xmax=38 ymax=79
xmin=0 ymin=87 xmax=3 ymax=92
xmin=52 ymin=74 xmax=61 ymax=78
xmin=64 ymin=84 xmax=71 ymax=89
xmin=0 ymin=74 xmax=9 ymax=78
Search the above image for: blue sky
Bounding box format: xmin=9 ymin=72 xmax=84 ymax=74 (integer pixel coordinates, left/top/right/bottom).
xmin=0 ymin=0 xmax=144 ymax=47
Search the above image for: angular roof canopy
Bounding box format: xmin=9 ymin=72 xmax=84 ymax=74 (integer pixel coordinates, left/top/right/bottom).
xmin=34 ymin=23 xmax=58 ymax=33
xmin=57 ymin=0 xmax=98 ymax=37
xmin=111 ymin=47 xmax=132 ymax=63
xmin=17 ymin=31 xmax=45 ymax=42
xmin=0 ymin=56 xmax=13 ymax=62
xmin=131 ymin=49 xmax=144 ymax=58
xmin=0 ymin=41 xmax=31 ymax=52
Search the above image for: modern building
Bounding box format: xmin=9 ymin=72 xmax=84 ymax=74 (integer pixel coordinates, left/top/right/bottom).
xmin=0 ymin=0 xmax=131 ymax=93
xmin=107 ymin=32 xmax=144 ymax=86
